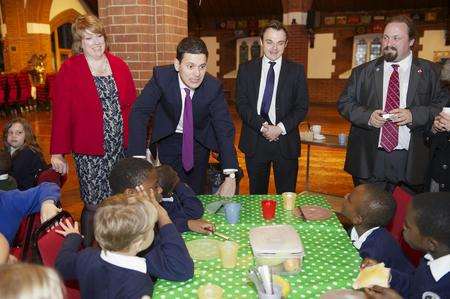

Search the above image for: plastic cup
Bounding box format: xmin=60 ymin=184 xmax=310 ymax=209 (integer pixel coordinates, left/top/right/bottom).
xmin=197 ymin=283 xmax=224 ymax=299
xmin=219 ymin=241 xmax=239 ymax=268
xmin=338 ymin=133 xmax=347 ymax=145
xmin=224 ymin=202 xmax=241 ymax=224
xmin=281 ymin=192 xmax=296 ymax=210
xmin=261 ymin=200 xmax=277 ymax=220
xmin=258 ymin=284 xmax=282 ymax=299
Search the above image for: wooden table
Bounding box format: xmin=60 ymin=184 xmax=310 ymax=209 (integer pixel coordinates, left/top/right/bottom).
xmin=300 ymin=132 xmax=347 ymax=191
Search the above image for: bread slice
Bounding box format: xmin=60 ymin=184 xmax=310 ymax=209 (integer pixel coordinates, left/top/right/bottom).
xmin=353 ymin=263 xmax=390 ymax=289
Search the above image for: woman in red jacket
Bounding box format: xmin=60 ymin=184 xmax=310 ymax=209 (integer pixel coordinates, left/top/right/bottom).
xmin=50 ymin=14 xmax=136 ymax=245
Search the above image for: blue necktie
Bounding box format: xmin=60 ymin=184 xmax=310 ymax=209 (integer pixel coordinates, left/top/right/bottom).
xmin=261 ymin=61 xmax=276 ymax=124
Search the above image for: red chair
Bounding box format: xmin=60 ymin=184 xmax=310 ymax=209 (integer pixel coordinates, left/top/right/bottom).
xmin=6 ymin=73 xmax=20 ymax=114
xmin=17 ymin=72 xmax=32 ymax=109
xmin=31 ymin=211 xmax=81 ymax=299
xmin=387 ymin=185 xmax=423 ymax=266
xmin=0 ymin=74 xmax=8 ymax=116
xmin=36 ymin=167 xmax=67 ymax=187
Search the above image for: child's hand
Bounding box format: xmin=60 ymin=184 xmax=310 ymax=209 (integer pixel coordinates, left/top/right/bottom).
xmin=40 ymin=200 xmax=62 ymax=223
xmin=364 ymin=285 xmax=403 ymax=299
xmin=55 ymin=219 xmax=80 ymax=237
xmin=188 ymin=219 xmax=215 ymax=234
xmin=360 ymin=258 xmax=379 ymax=269
xmin=136 ymin=186 xmax=172 ymax=226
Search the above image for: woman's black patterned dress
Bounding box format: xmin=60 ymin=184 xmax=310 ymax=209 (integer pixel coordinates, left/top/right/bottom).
xmin=73 ymin=75 xmax=124 ymax=205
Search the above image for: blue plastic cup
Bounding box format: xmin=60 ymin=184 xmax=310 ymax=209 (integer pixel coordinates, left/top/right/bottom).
xmin=224 ymin=202 xmax=241 ymax=224
xmin=338 ymin=133 xmax=347 ymax=145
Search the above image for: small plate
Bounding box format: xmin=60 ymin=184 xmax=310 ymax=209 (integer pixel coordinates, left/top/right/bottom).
xmin=186 ymin=238 xmax=222 ymax=260
xmin=300 ymin=205 xmax=333 ymax=221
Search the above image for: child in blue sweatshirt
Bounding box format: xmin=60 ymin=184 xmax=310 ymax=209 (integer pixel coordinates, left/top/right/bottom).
xmin=342 ymin=184 xmax=414 ymax=274
xmin=56 ymin=191 xmax=179 ymax=298
xmin=109 ymin=158 xmax=213 ymax=234
xmin=364 ymin=192 xmax=450 ymax=299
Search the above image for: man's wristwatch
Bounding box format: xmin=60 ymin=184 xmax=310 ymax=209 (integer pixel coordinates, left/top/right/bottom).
xmin=225 ymin=173 xmax=236 ymax=179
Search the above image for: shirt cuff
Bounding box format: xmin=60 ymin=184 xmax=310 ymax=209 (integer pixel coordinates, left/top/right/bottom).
xmin=277 ymin=122 xmax=287 ymax=135
xmin=223 ymin=169 xmax=238 ymax=175
xmin=133 ymin=155 xmax=147 ymax=159
xmin=260 ymin=121 xmax=268 ymax=132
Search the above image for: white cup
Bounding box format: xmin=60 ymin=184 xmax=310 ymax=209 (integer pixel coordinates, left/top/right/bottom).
xmin=311 ymin=125 xmax=321 ymax=135
xmin=442 ymin=107 xmax=450 ymax=115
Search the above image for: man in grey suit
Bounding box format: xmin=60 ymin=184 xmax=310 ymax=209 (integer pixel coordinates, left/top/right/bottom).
xmin=338 ymin=15 xmax=448 ymax=192
xmin=236 ymin=20 xmax=309 ymax=194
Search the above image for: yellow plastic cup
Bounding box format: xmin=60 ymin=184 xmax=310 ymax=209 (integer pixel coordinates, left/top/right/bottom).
xmin=219 ymin=241 xmax=239 ymax=268
xmin=282 ymin=192 xmax=297 ymax=210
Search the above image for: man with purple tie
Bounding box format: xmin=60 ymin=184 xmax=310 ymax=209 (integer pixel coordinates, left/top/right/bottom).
xmin=128 ymin=37 xmax=238 ymax=196
xmin=236 ymin=20 xmax=309 ymax=194
xmin=338 ymin=15 xmax=448 ymax=192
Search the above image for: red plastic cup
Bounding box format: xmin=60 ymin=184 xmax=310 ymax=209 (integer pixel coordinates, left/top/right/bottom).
xmin=261 ymin=200 xmax=277 ymax=220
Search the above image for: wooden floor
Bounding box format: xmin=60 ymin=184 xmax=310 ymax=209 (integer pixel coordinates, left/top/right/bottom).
xmin=4 ymin=103 xmax=353 ymax=220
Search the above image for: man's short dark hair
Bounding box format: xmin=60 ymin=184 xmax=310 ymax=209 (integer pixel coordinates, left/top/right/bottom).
xmin=359 ymin=184 xmax=396 ymax=228
xmin=0 ymin=151 xmax=11 ymax=174
xmin=386 ymin=15 xmax=417 ymax=41
xmin=412 ymin=192 xmax=450 ymax=248
xmin=260 ymin=19 xmax=288 ymax=40
xmin=108 ymin=158 xmax=154 ymax=195
xmin=176 ymin=36 xmax=208 ymax=61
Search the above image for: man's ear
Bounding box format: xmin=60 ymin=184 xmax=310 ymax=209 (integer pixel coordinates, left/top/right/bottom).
xmin=174 ymin=58 xmax=180 ymax=72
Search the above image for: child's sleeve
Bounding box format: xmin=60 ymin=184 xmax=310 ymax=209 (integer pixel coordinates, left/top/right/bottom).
xmin=174 ymin=182 xmax=204 ymax=219
xmin=389 ymin=268 xmax=412 ymax=298
xmin=8 ymin=182 xmax=60 ymax=217
xmin=55 ymin=233 xmax=83 ymax=280
xmin=144 ymin=223 xmax=194 ymax=281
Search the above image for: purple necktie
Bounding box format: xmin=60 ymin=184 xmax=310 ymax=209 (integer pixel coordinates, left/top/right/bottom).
xmin=380 ymin=64 xmax=400 ymax=152
xmin=182 ymin=88 xmax=194 ymax=171
xmin=261 ymin=61 xmax=276 ymax=123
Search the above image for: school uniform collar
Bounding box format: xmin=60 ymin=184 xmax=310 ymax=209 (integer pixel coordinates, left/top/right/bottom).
xmin=0 ymin=174 xmax=9 ymax=180
xmin=100 ymin=250 xmax=147 ymax=274
xmin=350 ymin=226 xmax=380 ymax=250
xmin=162 ymin=196 xmax=174 ymax=202
xmin=424 ymin=253 xmax=450 ymax=282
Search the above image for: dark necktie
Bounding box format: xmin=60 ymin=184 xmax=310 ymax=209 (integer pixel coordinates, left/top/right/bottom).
xmin=380 ymin=64 xmax=400 ymax=152
xmin=182 ymin=88 xmax=194 ymax=171
xmin=261 ymin=61 xmax=276 ymax=123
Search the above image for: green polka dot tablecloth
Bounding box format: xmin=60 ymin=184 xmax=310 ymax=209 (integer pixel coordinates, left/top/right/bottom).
xmin=153 ymin=194 xmax=361 ymax=299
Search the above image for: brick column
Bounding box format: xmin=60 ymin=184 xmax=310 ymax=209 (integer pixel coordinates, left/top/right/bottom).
xmin=98 ymin=0 xmax=188 ymax=91
xmin=281 ymin=0 xmax=313 ymax=70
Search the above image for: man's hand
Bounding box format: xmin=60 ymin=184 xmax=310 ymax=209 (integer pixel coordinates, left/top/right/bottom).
xmin=433 ymin=111 xmax=450 ymax=132
xmin=55 ymin=219 xmax=81 ymax=237
xmin=262 ymin=123 xmax=282 ymax=141
xmin=364 ymin=286 xmax=403 ymax=299
xmin=40 ymin=200 xmax=62 ymax=223
xmin=360 ymin=257 xmax=379 ymax=269
xmin=369 ymin=110 xmax=387 ymax=128
xmin=391 ymin=108 xmax=412 ymax=126
xmin=188 ymin=219 xmax=214 ymax=234
xmin=216 ymin=177 xmax=236 ymax=197
xmin=51 ymin=154 xmax=68 ymax=175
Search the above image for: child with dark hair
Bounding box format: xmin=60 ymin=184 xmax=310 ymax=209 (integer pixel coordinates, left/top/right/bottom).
xmin=342 ymin=184 xmax=414 ymax=274
xmin=0 ymin=151 xmax=17 ymax=191
xmin=3 ymin=118 xmax=46 ymax=190
xmin=156 ymin=164 xmax=205 ymax=233
xmin=108 ymin=157 xmax=194 ymax=282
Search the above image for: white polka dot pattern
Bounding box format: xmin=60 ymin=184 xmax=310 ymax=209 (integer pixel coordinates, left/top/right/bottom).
xmin=153 ymin=194 xmax=361 ymax=298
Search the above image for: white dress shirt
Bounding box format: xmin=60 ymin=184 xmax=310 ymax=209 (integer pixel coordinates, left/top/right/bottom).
xmin=257 ymin=55 xmax=286 ymax=134
xmin=379 ymin=52 xmax=412 ymax=150
xmin=100 ymin=250 xmax=147 ymax=274
xmin=350 ymin=226 xmax=380 ymax=250
xmin=176 ymin=75 xmax=195 ymax=133
xmin=424 ymin=253 xmax=450 ymax=282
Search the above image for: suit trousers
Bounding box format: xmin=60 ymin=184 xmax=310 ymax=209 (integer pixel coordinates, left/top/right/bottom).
xmin=245 ymin=135 xmax=298 ymax=194
xmin=157 ymin=133 xmax=210 ymax=194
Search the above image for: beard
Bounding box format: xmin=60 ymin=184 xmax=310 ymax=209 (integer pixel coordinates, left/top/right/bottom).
xmin=383 ymin=46 xmax=398 ymax=62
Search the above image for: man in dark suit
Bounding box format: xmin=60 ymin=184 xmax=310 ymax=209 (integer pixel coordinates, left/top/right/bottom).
xmin=338 ymin=15 xmax=448 ymax=192
xmin=236 ymin=20 xmax=309 ymax=194
xmin=128 ymin=37 xmax=238 ymax=196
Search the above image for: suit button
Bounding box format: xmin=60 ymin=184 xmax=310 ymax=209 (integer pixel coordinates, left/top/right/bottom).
xmin=443 ymin=164 xmax=448 ymax=170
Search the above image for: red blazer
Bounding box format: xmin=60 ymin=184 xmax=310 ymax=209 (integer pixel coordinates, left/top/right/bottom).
xmin=50 ymin=52 xmax=136 ymax=155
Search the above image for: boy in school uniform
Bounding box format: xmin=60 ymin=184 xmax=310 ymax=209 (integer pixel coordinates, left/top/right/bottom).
xmin=342 ymin=184 xmax=414 ymax=274
xmin=155 ymin=164 xmax=205 ymax=233
xmin=109 ymin=157 xmax=213 ymax=234
xmin=366 ymin=192 xmax=450 ymax=299
xmin=55 ymin=193 xmax=160 ymax=298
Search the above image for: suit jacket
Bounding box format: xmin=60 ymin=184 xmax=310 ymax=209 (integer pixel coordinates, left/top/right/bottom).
xmin=128 ymin=65 xmax=238 ymax=170
xmin=338 ymin=57 xmax=448 ymax=185
xmin=51 ymin=52 xmax=137 ymax=156
xmin=235 ymin=58 xmax=309 ymax=159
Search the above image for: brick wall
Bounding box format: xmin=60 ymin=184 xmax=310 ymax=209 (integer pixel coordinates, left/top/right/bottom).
xmin=99 ymin=0 xmax=188 ymax=91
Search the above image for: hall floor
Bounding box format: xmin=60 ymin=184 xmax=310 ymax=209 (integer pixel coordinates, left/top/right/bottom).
xmin=3 ymin=102 xmax=353 ymax=220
